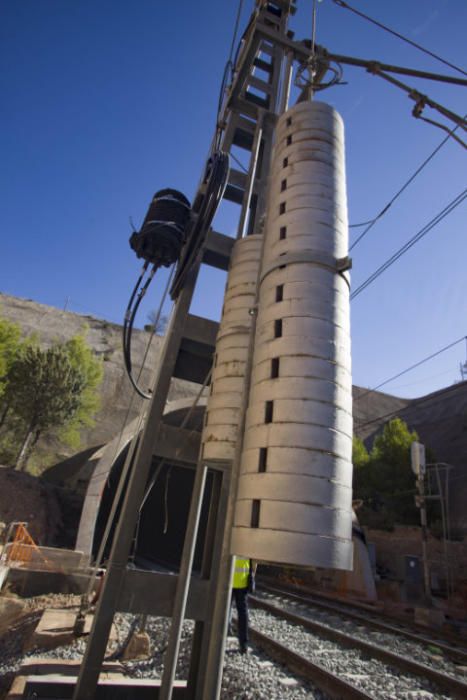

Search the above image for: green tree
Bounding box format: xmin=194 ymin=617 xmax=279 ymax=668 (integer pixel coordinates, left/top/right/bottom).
xmin=352 ymin=435 xmax=369 ymax=469
xmin=353 ymin=418 xmax=420 ymax=528
xmin=0 ymin=316 xmax=22 ymax=399
xmin=370 ymin=417 xmax=418 ymax=466
xmin=0 ymin=325 xmax=103 ymax=471
xmin=58 ymin=332 xmax=103 ymax=448
xmin=4 ymin=345 xmax=86 ymax=470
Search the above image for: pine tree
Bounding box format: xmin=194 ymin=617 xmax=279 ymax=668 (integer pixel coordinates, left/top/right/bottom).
xmin=0 ymin=316 xmax=22 ymax=400
xmin=5 ymin=345 xmax=86 ymax=471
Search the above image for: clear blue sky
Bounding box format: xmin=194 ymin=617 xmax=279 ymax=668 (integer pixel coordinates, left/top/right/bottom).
xmin=1 ymin=0 xmax=466 ymax=399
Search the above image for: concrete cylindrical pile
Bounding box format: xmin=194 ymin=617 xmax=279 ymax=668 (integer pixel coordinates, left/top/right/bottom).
xmin=201 ymin=235 xmax=262 ymax=462
xmin=231 ymin=101 xmax=353 ymax=570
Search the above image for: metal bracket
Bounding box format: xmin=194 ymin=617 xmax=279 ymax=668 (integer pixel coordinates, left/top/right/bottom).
xmin=260 ymin=250 xmax=352 ymax=284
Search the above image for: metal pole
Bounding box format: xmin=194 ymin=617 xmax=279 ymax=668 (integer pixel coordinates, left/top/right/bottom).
xmin=418 ymin=474 xmax=431 ymax=604
xmin=238 ymin=125 xmax=263 ymax=239
xmin=279 ymin=50 xmax=294 ymax=114
xmin=434 ymin=463 xmax=451 ymax=600
xmin=159 ymin=461 xmax=208 ymax=700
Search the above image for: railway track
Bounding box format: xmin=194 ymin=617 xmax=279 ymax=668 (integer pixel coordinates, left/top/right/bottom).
xmin=245 ymin=588 xmax=467 ymax=699
xmin=260 ymin=582 xmax=467 ymax=664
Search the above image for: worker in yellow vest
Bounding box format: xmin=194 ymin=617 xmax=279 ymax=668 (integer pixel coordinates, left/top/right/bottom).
xmin=231 ymin=556 xmax=255 ymax=654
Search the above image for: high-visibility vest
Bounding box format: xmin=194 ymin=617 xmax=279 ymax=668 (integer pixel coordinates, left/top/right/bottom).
xmin=232 ymin=557 xmax=250 ymax=589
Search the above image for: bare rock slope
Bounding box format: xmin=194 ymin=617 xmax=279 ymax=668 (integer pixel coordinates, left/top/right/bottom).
xmin=0 ymin=293 xmax=199 ymax=469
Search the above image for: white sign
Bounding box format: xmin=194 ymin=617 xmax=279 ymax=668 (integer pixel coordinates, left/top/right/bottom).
xmin=411 ymin=441 xmax=426 ymax=476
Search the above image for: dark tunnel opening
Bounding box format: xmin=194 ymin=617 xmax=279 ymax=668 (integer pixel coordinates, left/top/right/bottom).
xmin=92 ymin=442 xmax=215 ymax=572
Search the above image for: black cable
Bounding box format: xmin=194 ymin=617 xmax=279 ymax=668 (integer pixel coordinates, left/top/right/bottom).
xmin=123 ymin=262 xmax=149 ymax=324
xmin=356 ymin=335 xmax=467 ymax=402
xmin=123 ymin=265 xmax=157 ymax=399
xmin=331 ymin=0 xmax=467 ymax=77
xmin=350 ymin=218 xmax=375 ymax=229
xmin=228 ymin=0 xmax=245 ymax=69
xmin=215 ymin=0 xmax=245 ymax=149
xmin=230 ymin=151 xmax=249 ymax=174
xmin=351 ymin=188 xmax=467 ymax=300
xmin=350 ymin=123 xmax=462 ymax=250
xmin=170 ymin=150 xmax=229 ymax=299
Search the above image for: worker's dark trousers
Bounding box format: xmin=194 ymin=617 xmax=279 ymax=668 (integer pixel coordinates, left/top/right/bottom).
xmin=232 ymin=587 xmax=248 ymax=647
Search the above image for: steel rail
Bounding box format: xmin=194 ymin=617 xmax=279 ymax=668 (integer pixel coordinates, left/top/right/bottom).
xmin=252 ymin=597 xmax=467 ymax=700
xmin=258 ymin=583 xmax=467 ymax=665
xmin=248 ymin=626 xmax=375 ymax=700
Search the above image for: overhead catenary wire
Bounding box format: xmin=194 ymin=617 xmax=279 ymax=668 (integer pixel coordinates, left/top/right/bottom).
xmin=330 ymin=0 xmax=467 ymax=78
xmin=351 ymin=187 xmax=467 ymax=300
xmin=414 ymin=112 xmax=467 ymax=150
xmin=372 ymin=69 xmax=467 ymax=138
xmin=350 ymin=122 xmax=463 ymax=249
xmin=356 ymin=335 xmax=467 ymax=402
xmin=356 ymin=378 xmax=467 ymax=431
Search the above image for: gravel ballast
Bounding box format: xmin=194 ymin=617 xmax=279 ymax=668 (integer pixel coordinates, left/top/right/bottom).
xmin=1 ymin=589 xmax=466 ymax=699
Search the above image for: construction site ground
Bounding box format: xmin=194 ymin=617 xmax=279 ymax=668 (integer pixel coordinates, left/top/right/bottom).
xmin=0 ymin=592 xmax=82 ymax=699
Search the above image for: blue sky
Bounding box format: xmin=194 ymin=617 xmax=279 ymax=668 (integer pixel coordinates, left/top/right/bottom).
xmin=1 ymin=0 xmax=466 ymax=399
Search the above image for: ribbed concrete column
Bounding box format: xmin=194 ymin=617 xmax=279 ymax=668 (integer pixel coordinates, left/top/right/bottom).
xmin=231 ymin=101 xmax=353 ymax=570
xmin=201 ymin=235 xmax=262 ymax=462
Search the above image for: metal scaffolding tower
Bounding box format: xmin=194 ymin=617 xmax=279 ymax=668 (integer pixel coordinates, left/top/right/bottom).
xmin=71 ymin=2 xmax=320 ymax=698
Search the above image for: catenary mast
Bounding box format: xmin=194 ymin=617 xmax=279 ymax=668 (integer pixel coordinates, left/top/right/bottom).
xmin=73 ymin=2 xmax=354 ymax=698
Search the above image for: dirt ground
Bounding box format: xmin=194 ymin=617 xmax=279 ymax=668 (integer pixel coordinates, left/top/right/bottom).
xmin=0 ymin=591 xmax=82 ymax=700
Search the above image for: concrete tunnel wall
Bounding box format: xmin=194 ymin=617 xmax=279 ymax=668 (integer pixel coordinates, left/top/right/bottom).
xmin=75 ymin=397 xmax=207 ymax=567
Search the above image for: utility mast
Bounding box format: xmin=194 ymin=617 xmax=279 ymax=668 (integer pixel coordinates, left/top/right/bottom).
xmin=73 ymin=2 xmax=315 ymax=698
xmin=21 ymin=2 xmax=467 ymax=698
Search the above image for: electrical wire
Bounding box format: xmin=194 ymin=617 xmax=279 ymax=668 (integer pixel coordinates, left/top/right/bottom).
xmin=87 ymin=264 xmax=176 ymax=603
xmin=229 ymin=151 xmax=249 ymax=174
xmin=136 ymin=265 xmax=175 ymax=385
xmin=330 ymin=0 xmax=467 ymax=78
xmin=350 ymin=122 xmax=463 ymax=249
xmin=132 ymin=366 xmax=213 ymax=556
xmin=372 ymin=69 xmax=467 ymax=135
xmin=228 ymin=0 xmax=245 ymax=70
xmin=356 ymin=378 xmax=467 ymax=431
xmin=215 ymin=0 xmax=245 ymax=148
xmin=122 ymin=261 xmax=175 ymax=400
xmin=163 ymin=468 xmax=171 ymax=535
xmin=351 ymin=188 xmax=467 ymax=300
xmin=355 ymin=335 xmax=467 ymax=402
xmin=123 ymin=265 xmax=158 ymax=399
xmin=311 ymin=0 xmax=318 ymax=59
xmin=415 ymin=114 xmax=467 ymax=150
xmin=170 ymin=150 xmax=230 ymax=299
xmin=82 ymin=282 xmax=176 ymax=601
xmin=350 ymin=218 xmax=375 ymax=229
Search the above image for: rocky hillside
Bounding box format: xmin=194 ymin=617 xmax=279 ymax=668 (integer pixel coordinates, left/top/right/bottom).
xmin=0 ymin=293 xmax=199 ymax=470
